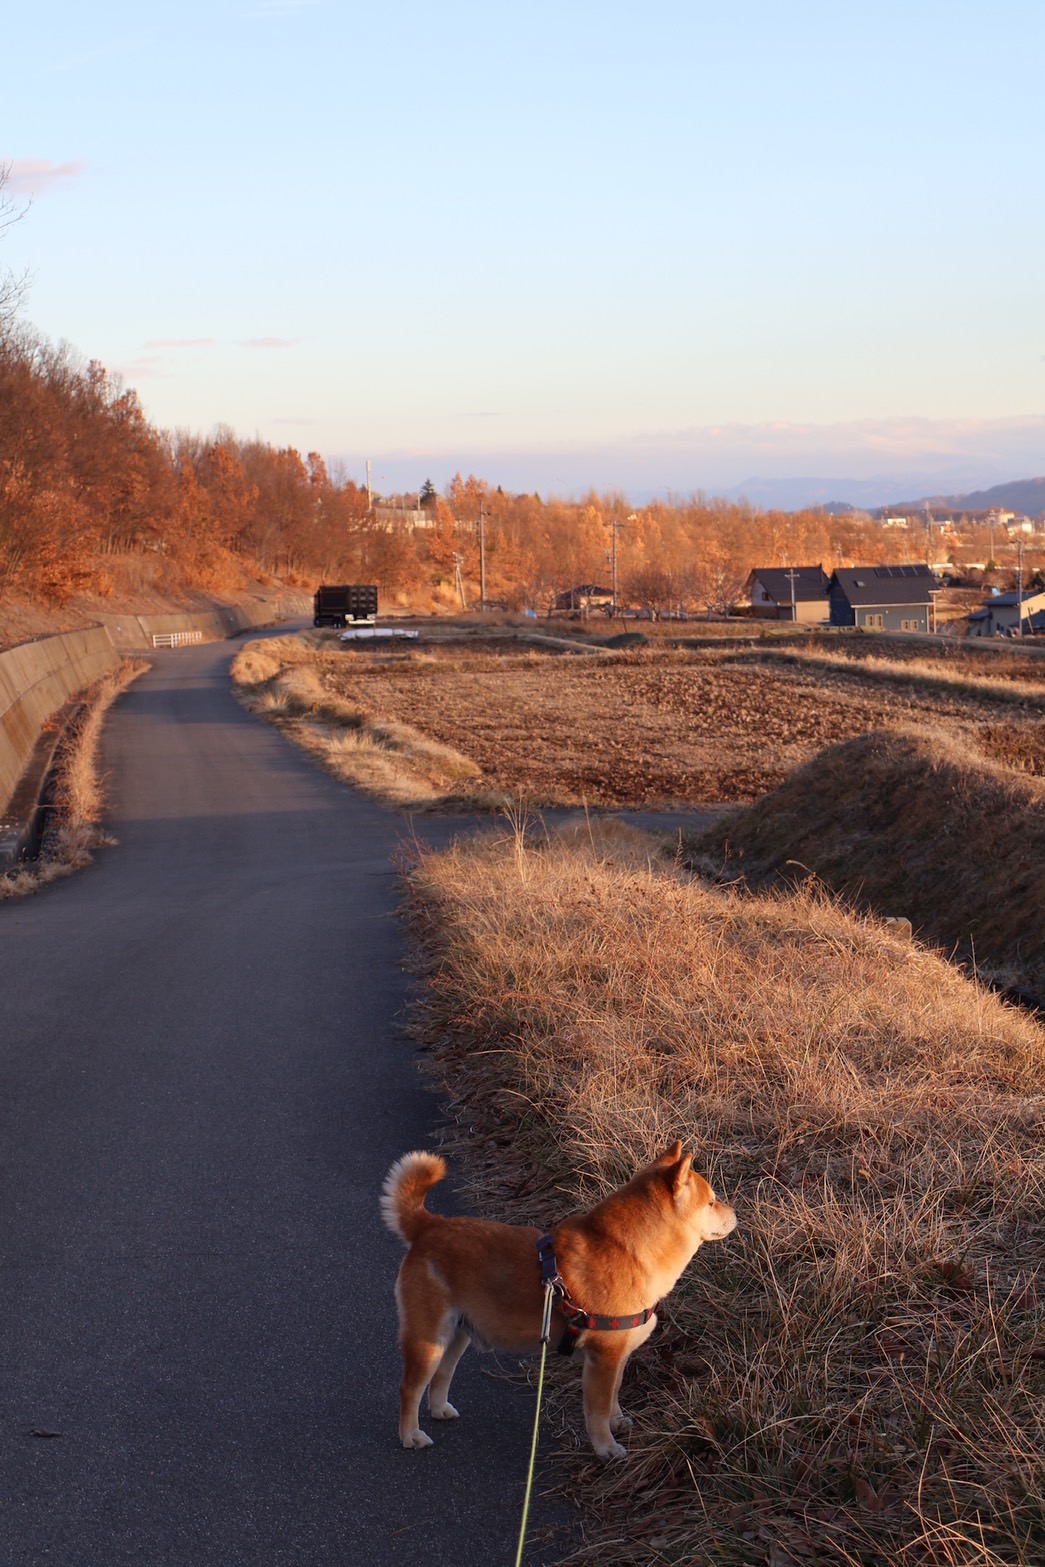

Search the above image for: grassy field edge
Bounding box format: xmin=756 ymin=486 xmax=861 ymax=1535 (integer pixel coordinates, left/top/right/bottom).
xmin=397 ymin=816 xmax=1045 ymax=1566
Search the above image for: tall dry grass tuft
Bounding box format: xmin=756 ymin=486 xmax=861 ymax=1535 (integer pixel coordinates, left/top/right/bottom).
xmin=401 ymin=819 xmax=1045 ymax=1565
xmin=0 ymin=660 xmax=147 ymax=899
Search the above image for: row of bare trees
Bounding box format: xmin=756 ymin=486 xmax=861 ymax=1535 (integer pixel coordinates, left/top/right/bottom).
xmin=0 ymin=321 xmax=384 ymax=601
xmin=0 ymin=324 xmax=1013 ymax=613
xmin=423 ymin=475 xmax=931 ymax=615
xmin=0 ymin=164 xmax=1029 ymax=615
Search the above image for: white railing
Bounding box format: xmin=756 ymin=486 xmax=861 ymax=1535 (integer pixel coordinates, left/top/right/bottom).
xmin=151 ymin=630 xmax=203 ymax=649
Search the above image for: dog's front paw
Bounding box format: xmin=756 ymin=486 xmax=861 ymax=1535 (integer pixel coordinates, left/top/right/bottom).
xmin=589 ymin=1435 xmax=629 ymax=1460
xmin=401 ymin=1428 xmax=434 ymax=1450
xmin=429 ymin=1399 xmax=459 ymax=1421
xmin=594 ymin=1437 xmax=628 ymax=1461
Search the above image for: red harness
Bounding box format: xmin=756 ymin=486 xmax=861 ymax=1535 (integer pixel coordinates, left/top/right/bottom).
xmin=536 ymin=1233 xmax=657 ymax=1356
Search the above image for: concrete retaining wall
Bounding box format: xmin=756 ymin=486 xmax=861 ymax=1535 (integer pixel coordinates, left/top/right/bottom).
xmin=97 ymin=594 xmax=306 ymax=650
xmin=0 ymin=594 xmax=303 ymax=823
xmin=0 ymin=627 xmax=122 ymax=826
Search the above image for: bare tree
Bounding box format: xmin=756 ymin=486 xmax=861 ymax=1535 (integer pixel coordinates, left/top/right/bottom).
xmin=0 ymin=162 xmax=31 ymax=325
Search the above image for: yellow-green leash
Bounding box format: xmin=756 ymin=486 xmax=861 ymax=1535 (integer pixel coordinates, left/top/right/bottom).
xmin=513 ymin=1282 xmax=556 ymax=1567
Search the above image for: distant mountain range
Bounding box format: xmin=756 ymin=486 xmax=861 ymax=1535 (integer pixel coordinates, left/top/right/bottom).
xmin=721 ymin=476 xmax=911 ymax=510
xmin=884 ymin=477 xmax=1045 ymax=517
xmin=712 ymin=475 xmax=1045 ymax=515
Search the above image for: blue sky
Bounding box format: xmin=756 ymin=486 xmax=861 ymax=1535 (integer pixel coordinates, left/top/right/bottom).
xmin=5 ymin=0 xmax=1044 ymax=505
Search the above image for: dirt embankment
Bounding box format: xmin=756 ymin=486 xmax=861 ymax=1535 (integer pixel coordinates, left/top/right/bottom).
xmin=689 ymin=726 xmax=1045 ymax=1003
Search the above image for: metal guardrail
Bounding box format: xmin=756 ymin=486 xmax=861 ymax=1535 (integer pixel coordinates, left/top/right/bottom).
xmin=151 ymin=631 xmax=203 ymax=649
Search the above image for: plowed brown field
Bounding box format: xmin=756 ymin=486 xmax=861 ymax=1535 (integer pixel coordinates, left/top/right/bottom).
xmin=317 ymin=635 xmax=1045 ymax=805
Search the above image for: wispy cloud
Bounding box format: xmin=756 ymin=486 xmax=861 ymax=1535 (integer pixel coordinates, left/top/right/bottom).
xmin=238 ymin=336 xmax=303 ymax=350
xmin=352 ymin=414 xmax=1045 ymax=509
xmin=645 ymin=414 xmax=1045 ymax=474
xmin=144 ymin=337 xmax=216 ymax=350
xmin=4 ymin=159 xmax=86 ymax=196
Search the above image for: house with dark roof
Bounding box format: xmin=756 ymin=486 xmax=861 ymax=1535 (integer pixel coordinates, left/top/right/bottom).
xmin=744 ymin=565 xmax=829 ymax=622
xmin=827 ymin=564 xmax=936 ymax=632
xmin=967 ymin=588 xmax=1045 ymax=637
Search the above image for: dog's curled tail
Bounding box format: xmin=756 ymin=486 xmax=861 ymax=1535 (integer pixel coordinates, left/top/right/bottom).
xmin=381 ymin=1151 xmax=448 ymax=1244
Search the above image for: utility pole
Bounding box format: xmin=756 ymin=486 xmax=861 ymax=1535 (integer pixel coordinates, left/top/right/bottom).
xmin=478 ymin=500 xmax=486 ymax=612
xmin=605 ymin=514 xmax=634 ymax=616
xmin=785 ymin=567 xmax=799 ymax=623
xmin=366 ymin=459 xmax=372 ymax=512
xmin=610 ymin=518 xmax=618 ymax=614
xmin=1016 ymin=535 xmax=1025 ymax=637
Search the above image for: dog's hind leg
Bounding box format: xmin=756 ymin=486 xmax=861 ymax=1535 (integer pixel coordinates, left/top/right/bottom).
xmin=399 ymin=1319 xmax=455 ymax=1450
xmin=428 ymin=1322 xmax=471 ymax=1421
xmin=396 ymin=1255 xmax=457 ymax=1450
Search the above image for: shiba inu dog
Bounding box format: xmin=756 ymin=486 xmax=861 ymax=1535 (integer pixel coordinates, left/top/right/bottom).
xmin=381 ymin=1141 xmax=736 ymax=1459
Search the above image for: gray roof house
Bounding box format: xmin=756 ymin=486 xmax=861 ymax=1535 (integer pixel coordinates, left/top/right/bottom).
xmin=827 ymin=564 xmax=936 ymax=632
xmin=967 ymin=588 xmax=1045 ymax=637
xmin=745 ymin=565 xmax=829 ymax=622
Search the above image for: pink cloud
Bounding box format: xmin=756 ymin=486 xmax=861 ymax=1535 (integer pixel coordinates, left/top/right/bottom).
xmin=238 ymin=337 xmax=302 ymax=349
xmin=4 ymin=159 xmax=86 ymax=195
xmin=144 ymin=337 xmax=217 ymax=350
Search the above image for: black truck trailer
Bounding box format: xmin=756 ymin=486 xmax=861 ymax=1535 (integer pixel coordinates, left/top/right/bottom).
xmin=312 ymin=584 xmax=378 ymax=628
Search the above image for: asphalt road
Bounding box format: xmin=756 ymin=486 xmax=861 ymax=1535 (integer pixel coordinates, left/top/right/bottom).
xmin=0 ymin=637 xmax=571 ymax=1566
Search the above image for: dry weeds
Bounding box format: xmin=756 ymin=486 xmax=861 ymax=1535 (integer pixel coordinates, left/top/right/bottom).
xmin=230 ymin=635 xmax=488 ymax=808
xmin=240 ymin=630 xmax=1045 ymax=809
xmin=400 ymin=818 xmax=1045 ymax=1566
xmin=757 ymin=645 xmax=1045 ymax=707
xmin=0 ymin=660 xmax=147 ymax=899
xmin=688 ymin=726 xmax=1045 ymax=1006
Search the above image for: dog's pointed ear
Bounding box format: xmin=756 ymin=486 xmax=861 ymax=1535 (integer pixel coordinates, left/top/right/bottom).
xmin=669 ymin=1150 xmax=693 ymax=1197
xmin=655 ymin=1140 xmax=683 ymax=1166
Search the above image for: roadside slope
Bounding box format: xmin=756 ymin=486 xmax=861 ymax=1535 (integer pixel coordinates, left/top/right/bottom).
xmin=688 ymin=725 xmax=1045 ymax=999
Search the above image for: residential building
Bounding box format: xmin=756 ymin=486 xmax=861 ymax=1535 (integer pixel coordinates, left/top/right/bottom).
xmin=827 ymin=564 xmax=936 ymax=632
xmin=744 ymin=565 xmax=829 ymax=623
xmin=967 ymin=588 xmax=1045 ymax=637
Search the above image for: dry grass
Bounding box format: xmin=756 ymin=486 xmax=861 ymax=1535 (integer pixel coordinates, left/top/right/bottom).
xmin=400 ymin=818 xmax=1045 ymax=1566
xmin=687 ymin=727 xmax=1045 ymax=1005
xmin=0 ymin=659 xmax=147 ymax=898
xmin=238 ymin=629 xmax=1045 ymax=810
xmin=756 ymin=645 xmax=1045 ymax=708
xmin=231 ymin=635 xmax=488 ymax=808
